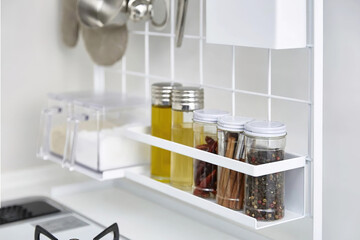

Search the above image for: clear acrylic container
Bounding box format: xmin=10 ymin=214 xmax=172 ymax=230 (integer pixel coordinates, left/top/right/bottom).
xmin=38 ymin=92 xmax=150 ymax=173
xmin=244 ymin=121 xmax=287 ymax=221
xmin=37 ymin=92 xmax=95 ymax=160
xmin=192 ymin=109 xmax=229 ymax=199
xmin=216 ymin=116 xmax=253 ymax=210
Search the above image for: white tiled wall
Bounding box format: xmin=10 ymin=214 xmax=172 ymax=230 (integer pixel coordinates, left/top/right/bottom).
xmin=105 ymin=0 xmax=310 ymax=156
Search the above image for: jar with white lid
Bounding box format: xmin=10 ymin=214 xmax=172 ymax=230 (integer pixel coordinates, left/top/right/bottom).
xmin=244 ymin=121 xmax=287 ymax=221
xmin=192 ymin=109 xmax=230 ymax=199
xmin=216 ymin=116 xmax=254 ymax=210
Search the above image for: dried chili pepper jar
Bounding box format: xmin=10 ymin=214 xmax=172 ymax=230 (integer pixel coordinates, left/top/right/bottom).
xmin=216 ymin=116 xmax=254 ymax=210
xmin=192 ymin=109 xmax=230 ymax=199
xmin=151 ymin=82 xmax=182 ymax=183
xmin=170 ymin=87 xmax=204 ymax=191
xmin=244 ymin=121 xmax=287 ymax=221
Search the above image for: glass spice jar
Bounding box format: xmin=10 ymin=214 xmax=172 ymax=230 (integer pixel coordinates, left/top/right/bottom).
xmin=216 ymin=116 xmax=254 ymax=210
xmin=151 ymin=82 xmax=182 ymax=183
xmin=193 ymin=109 xmax=230 ymax=199
xmin=170 ymin=87 xmax=204 ymax=191
xmin=244 ymin=121 xmax=287 ymax=221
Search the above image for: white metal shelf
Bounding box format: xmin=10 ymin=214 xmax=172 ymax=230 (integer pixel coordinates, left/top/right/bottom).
xmin=48 ymin=163 xmax=305 ymax=230
xmin=45 ymin=154 xmax=148 ymax=181
xmin=121 ymin=125 xmax=306 ymax=177
xmin=124 ymin=168 xmax=305 ymax=230
xmin=44 ymin=121 xmax=306 ymax=230
xmin=45 ymin=124 xmax=305 ymax=179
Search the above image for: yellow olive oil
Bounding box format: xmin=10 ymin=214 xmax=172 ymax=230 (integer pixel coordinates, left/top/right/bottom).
xmin=151 ymin=105 xmax=172 ymax=182
xmin=170 ymin=110 xmax=194 ymax=190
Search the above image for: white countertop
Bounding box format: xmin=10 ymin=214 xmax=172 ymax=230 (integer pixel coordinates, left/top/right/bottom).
xmin=1 ymin=163 xmax=312 ymax=240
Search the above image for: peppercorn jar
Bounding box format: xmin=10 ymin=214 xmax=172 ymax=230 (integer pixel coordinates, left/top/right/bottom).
xmin=216 ymin=116 xmax=254 ymax=210
xmin=170 ymin=87 xmax=204 ymax=191
xmin=151 ymin=82 xmax=182 ymax=183
xmin=244 ymin=121 xmax=287 ymax=221
xmin=193 ymin=109 xmax=230 ymax=199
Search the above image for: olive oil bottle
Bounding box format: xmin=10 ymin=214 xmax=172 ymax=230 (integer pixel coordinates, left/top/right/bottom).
xmin=170 ymin=87 xmax=204 ymax=191
xmin=151 ymin=82 xmax=182 ymax=182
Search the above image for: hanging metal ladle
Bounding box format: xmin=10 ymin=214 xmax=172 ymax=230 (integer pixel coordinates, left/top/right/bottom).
xmin=175 ymin=0 xmax=188 ymax=47
xmin=77 ymin=0 xmax=168 ymax=29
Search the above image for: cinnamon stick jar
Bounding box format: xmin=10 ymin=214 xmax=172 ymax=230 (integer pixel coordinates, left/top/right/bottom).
xmin=244 ymin=121 xmax=287 ymax=221
xmin=216 ymin=116 xmax=254 ymax=210
xmin=192 ymin=109 xmax=229 ymax=199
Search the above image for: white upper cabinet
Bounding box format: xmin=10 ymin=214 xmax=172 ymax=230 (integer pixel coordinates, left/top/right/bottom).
xmin=206 ymin=0 xmax=307 ymax=49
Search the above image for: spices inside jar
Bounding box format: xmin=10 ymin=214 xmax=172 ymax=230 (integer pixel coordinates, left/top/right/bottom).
xmin=216 ymin=116 xmax=253 ymax=210
xmin=193 ymin=110 xmax=229 ymax=198
xmin=244 ymin=121 xmax=287 ymax=221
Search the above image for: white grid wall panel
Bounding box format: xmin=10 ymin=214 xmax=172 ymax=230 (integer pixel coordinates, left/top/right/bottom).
xmin=104 ymin=0 xmax=312 ymax=158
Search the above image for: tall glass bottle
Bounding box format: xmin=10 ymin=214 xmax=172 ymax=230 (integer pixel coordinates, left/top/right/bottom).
xmin=151 ymin=82 xmax=182 ymax=182
xmin=170 ymin=87 xmax=204 ymax=190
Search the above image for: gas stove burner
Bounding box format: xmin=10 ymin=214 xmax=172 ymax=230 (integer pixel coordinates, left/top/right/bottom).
xmin=0 ymin=201 xmax=60 ymax=225
xmin=0 ymin=197 xmax=128 ymax=239
xmin=35 ymin=223 xmax=120 ymax=240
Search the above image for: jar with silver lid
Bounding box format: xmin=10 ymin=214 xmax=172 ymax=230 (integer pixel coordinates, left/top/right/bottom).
xmin=151 ymin=82 xmax=182 ymax=183
xmin=170 ymin=87 xmax=204 ymax=190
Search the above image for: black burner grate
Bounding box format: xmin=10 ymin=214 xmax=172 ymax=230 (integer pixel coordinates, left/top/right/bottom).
xmin=0 ymin=201 xmax=60 ymax=225
xmin=0 ymin=205 xmax=33 ymax=224
xmin=35 ymin=223 xmax=120 ymax=240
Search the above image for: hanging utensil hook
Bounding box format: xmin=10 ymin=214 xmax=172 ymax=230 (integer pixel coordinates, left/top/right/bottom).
xmin=77 ymin=0 xmax=168 ymax=29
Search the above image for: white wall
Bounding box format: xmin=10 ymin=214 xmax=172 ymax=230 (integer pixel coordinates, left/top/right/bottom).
xmin=323 ymin=1 xmax=360 ymax=239
xmin=2 ymin=0 xmax=94 ymax=171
